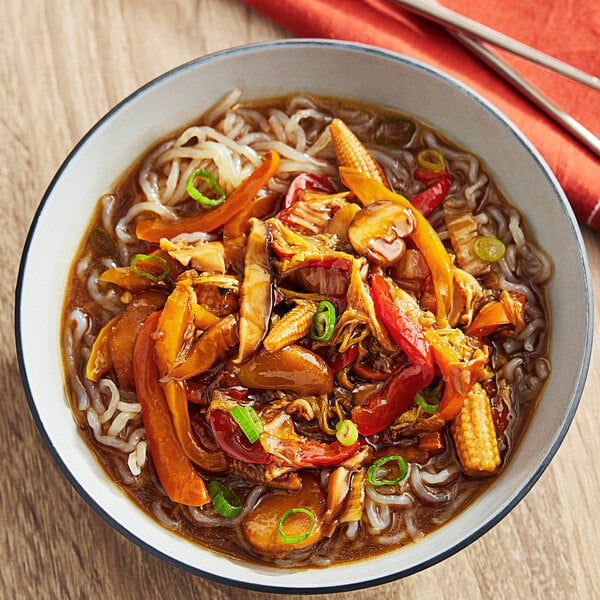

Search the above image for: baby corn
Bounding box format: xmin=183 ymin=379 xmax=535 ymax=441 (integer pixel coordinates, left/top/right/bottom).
xmin=263 ymin=302 xmax=317 ymax=353
xmin=330 ymin=118 xmax=389 ymax=187
xmin=451 ymin=383 xmax=501 ymax=475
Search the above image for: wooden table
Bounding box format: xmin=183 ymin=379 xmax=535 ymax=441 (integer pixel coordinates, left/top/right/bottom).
xmin=3 ymin=1 xmax=599 ymax=598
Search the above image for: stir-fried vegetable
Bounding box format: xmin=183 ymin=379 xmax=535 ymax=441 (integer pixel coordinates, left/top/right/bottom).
xmin=410 ymin=175 xmax=452 ymax=216
xmin=89 ymin=117 xmax=533 ymax=555
xmin=335 ymin=419 xmax=359 ymax=446
xmin=278 ymin=508 xmax=315 ymax=544
xmin=236 ymin=218 xmax=273 ymax=363
xmin=416 ymin=148 xmax=446 ymax=173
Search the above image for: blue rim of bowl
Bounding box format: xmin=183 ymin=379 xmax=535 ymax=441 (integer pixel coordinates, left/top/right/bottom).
xmin=14 ymin=38 xmax=593 ymax=594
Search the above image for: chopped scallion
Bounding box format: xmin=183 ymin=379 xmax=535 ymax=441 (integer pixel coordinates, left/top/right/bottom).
xmin=186 ymin=168 xmax=226 ymax=206
xmin=207 ymin=480 xmax=243 ymax=518
xmin=335 ymin=419 xmax=358 ymax=446
xmin=374 ymin=117 xmax=416 ymax=148
xmin=309 ymin=300 xmax=336 ymax=341
xmin=88 ymin=227 xmax=117 ymax=260
xmin=415 ymin=389 xmax=441 ymax=414
xmin=473 ymin=236 xmax=506 ymax=262
xmin=367 ymin=455 xmax=408 ymax=487
xmin=416 ymin=148 xmax=446 ymax=173
xmin=130 ymin=254 xmax=170 ymax=282
xmin=277 ymin=508 xmax=315 ymax=544
xmin=230 ymin=405 xmax=263 ymax=444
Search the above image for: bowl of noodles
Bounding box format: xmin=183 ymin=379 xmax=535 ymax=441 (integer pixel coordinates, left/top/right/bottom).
xmin=16 ymin=40 xmax=592 ymax=592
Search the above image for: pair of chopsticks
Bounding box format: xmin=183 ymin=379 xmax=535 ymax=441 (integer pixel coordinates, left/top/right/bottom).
xmin=391 ymin=0 xmax=600 ymax=157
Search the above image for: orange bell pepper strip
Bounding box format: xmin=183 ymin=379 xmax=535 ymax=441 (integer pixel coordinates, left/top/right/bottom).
xmin=155 ymin=281 xmax=194 ymax=375
xmin=418 ymin=431 xmax=446 ymax=452
xmin=223 ymin=192 xmax=280 ymax=238
xmin=136 ymin=150 xmax=280 ymax=242
xmin=133 ymin=311 xmax=211 ymax=506
xmin=169 ymin=314 xmax=239 ymax=380
xmin=85 ymin=313 xmax=121 ymax=381
xmin=424 ymin=328 xmax=489 ymax=421
xmin=160 ymin=379 xmax=228 ymax=472
xmin=465 ymin=291 xmax=526 ymax=338
xmin=339 ymin=167 xmax=453 ymax=325
xmin=192 ymin=302 xmax=220 ymax=330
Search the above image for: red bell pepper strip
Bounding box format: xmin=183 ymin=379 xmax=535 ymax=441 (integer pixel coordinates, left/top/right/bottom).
xmin=292 ymin=440 xmax=359 ymax=466
xmin=133 ymin=311 xmax=211 ymax=506
xmin=260 ymin=430 xmax=360 ymax=467
xmin=136 ymin=150 xmax=280 ymax=242
xmin=370 ymin=274 xmax=433 ymax=371
xmin=351 ymin=275 xmax=435 ymax=436
xmin=327 ymin=345 xmax=359 ymax=373
xmin=210 ymin=409 xmax=271 ymax=464
xmin=410 ymin=175 xmax=451 ymax=217
xmin=414 ymin=168 xmax=451 ymax=182
xmin=283 ymin=173 xmax=335 ymax=208
xmin=352 ymin=363 xmax=431 ymax=436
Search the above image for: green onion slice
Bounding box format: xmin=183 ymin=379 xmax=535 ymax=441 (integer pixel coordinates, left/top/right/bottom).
xmin=207 ymin=480 xmax=243 ymax=518
xmin=415 ymin=389 xmax=441 ymax=414
xmin=367 ymin=455 xmax=408 ymax=487
xmin=186 ymin=168 xmax=226 ymax=206
xmin=473 ymin=236 xmax=506 ymax=262
xmin=130 ymin=254 xmax=171 ymax=282
xmin=88 ymin=227 xmax=117 ymax=260
xmin=229 ymin=405 xmax=263 ymax=444
xmin=374 ymin=117 xmax=416 ymax=148
xmin=416 ymin=148 xmax=446 ymax=173
xmin=277 ymin=508 xmax=315 ymax=544
xmin=335 ymin=419 xmax=359 ymax=446
xmin=310 ymin=301 xmax=336 ymax=341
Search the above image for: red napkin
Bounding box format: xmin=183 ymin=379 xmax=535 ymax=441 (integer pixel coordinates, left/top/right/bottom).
xmin=240 ymin=0 xmax=600 ymax=230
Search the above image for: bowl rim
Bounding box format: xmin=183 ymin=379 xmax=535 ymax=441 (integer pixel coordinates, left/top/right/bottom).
xmin=14 ymin=38 xmax=594 ymax=593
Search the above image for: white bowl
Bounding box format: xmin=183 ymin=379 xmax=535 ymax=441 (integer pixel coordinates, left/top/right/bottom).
xmin=15 ymin=40 xmax=593 ymax=592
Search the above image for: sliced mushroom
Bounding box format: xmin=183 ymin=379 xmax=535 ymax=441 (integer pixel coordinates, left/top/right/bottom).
xmin=235 ymin=218 xmax=273 ymax=363
xmin=348 ymin=200 xmax=415 ymax=266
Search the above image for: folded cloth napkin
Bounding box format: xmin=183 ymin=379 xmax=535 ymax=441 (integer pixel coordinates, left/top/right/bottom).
xmin=241 ymin=0 xmax=600 ymax=230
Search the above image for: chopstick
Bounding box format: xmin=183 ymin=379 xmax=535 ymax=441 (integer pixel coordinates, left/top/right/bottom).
xmin=390 ymin=0 xmax=600 ymax=158
xmin=391 ymin=0 xmax=600 ymax=91
xmin=451 ymin=32 xmax=600 ymax=158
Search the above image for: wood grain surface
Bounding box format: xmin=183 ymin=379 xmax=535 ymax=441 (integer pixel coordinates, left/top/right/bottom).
xmin=3 ymin=1 xmax=599 ymax=598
